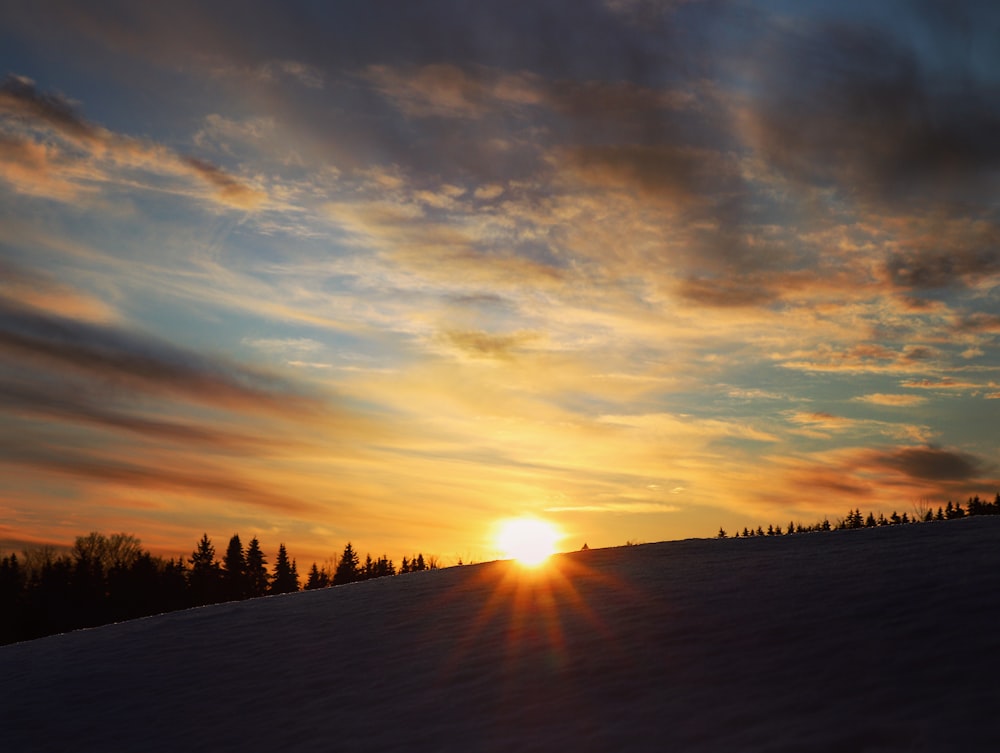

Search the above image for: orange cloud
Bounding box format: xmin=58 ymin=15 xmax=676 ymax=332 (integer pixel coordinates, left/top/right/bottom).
xmin=0 ymin=75 xmax=265 ymax=210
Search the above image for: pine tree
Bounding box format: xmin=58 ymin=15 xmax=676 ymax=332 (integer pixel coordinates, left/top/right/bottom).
xmin=334 ymin=542 xmax=360 ymax=585
xmin=245 ymin=536 xmax=269 ymax=597
xmin=222 ymin=534 xmax=248 ymax=601
xmin=188 ymin=534 xmax=222 ymax=605
xmin=270 ymin=544 xmax=299 ymax=594
xmin=305 ymin=562 xmax=330 ymax=590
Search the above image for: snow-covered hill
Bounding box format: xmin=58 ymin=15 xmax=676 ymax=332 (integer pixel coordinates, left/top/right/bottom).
xmin=3 ymin=518 xmax=999 ymax=752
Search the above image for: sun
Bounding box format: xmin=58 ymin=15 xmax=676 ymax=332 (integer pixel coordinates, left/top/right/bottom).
xmin=495 ymin=517 xmax=562 ymax=566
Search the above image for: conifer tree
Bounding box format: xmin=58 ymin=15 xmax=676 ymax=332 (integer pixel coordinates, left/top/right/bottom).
xmin=334 ymin=542 xmax=360 ymax=585
xmin=245 ymin=536 xmax=269 ymax=597
xmin=305 ymin=562 xmax=330 ymax=589
xmin=270 ymin=543 xmax=299 ymax=594
xmin=188 ymin=534 xmax=222 ymax=605
xmin=222 ymin=534 xmax=248 ymax=601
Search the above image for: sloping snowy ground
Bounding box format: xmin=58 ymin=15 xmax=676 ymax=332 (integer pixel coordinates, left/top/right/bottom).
xmin=2 ymin=518 xmax=999 ymax=752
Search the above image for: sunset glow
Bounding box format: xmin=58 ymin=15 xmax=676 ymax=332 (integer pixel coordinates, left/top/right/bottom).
xmin=1 ymin=3 xmax=999 ymax=566
xmin=495 ymin=518 xmax=563 ymax=566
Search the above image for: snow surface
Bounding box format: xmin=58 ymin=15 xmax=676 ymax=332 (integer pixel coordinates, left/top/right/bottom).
xmin=2 ymin=518 xmax=999 ymax=752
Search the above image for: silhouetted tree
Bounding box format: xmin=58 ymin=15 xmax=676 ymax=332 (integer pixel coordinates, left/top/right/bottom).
xmin=71 ymin=542 xmax=106 ymax=628
xmin=270 ymin=543 xmax=299 ymax=594
xmin=304 ymin=562 xmax=330 ymax=590
xmin=222 ymin=534 xmax=249 ymax=601
xmin=0 ymin=553 xmax=25 ymax=644
xmin=245 ymin=536 xmax=269 ymax=597
xmin=160 ymin=557 xmax=190 ymax=612
xmin=717 ymin=527 xmax=727 ymax=539
xmin=334 ymin=542 xmax=360 ymax=585
xmin=107 ymin=551 xmax=161 ymax=622
xmin=188 ymin=534 xmax=222 ymax=606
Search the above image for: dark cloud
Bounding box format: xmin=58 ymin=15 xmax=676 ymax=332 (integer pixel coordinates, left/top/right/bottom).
xmin=561 ymin=143 xmax=730 ymax=206
xmin=742 ymin=17 xmax=1000 ymax=207
xmin=0 ymin=297 xmax=317 ymax=414
xmin=885 ymin=229 xmax=1000 ymax=291
xmin=954 ymin=313 xmax=1000 ymax=334
xmin=0 ymin=74 xmax=98 ymax=143
xmin=874 ymin=446 xmax=981 ymax=482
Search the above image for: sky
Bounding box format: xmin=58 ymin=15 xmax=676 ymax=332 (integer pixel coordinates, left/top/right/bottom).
xmin=1 ymin=0 xmax=1000 ymax=565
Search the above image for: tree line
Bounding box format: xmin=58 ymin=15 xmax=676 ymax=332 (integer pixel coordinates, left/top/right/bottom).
xmin=0 ymin=531 xmax=437 ymax=646
xmin=717 ymin=493 xmax=1000 ymax=539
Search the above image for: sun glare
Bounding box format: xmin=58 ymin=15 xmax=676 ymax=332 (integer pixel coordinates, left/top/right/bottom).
xmin=496 ymin=517 xmax=562 ymax=566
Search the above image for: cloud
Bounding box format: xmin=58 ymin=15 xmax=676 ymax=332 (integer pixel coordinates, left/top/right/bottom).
xmin=674 ymin=276 xmax=776 ymax=308
xmin=544 ymin=502 xmax=679 ymax=514
xmin=558 ymin=143 xmax=735 ymax=208
xmin=444 ymin=330 xmax=538 ymax=360
xmin=0 ymin=379 xmax=274 ymax=450
xmin=0 ymin=75 xmax=265 ymax=209
xmin=0 ymin=297 xmax=317 ymax=415
xmin=0 ymin=259 xmax=118 ymax=323
xmin=779 ymin=343 xmax=944 ymax=375
xmin=870 ymin=446 xmax=982 ymax=482
xmin=0 ymin=73 xmax=99 ymax=144
xmin=854 ymin=394 xmax=928 ymax=407
xmin=884 ymin=220 xmax=1000 ymax=291
xmin=739 ymin=18 xmax=1000 ymax=207
xmin=955 ymin=313 xmax=1000 ymax=334
xmin=366 ymin=64 xmax=543 ymax=119
xmin=899 ymin=378 xmax=980 ymax=391
xmin=209 ymin=59 xmax=325 ymax=89
xmin=0 ymin=440 xmax=313 ymax=514
xmin=0 ymin=133 xmax=84 ymax=201
xmin=181 ymin=156 xmax=265 ymax=209
xmin=786 ymin=411 xmax=855 ymax=431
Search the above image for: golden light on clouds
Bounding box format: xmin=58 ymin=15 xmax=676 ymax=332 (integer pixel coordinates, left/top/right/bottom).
xmin=2 ymin=3 xmax=1000 ymax=564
